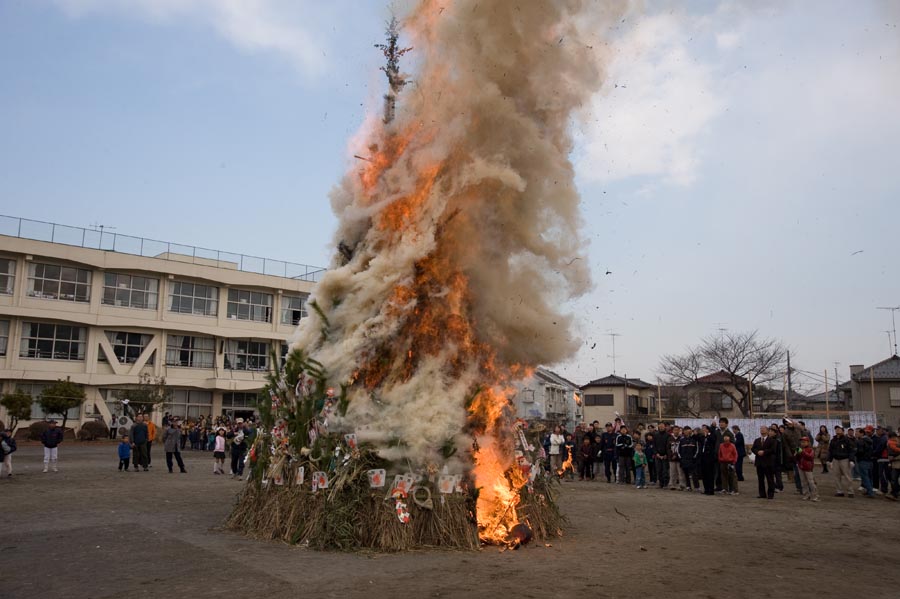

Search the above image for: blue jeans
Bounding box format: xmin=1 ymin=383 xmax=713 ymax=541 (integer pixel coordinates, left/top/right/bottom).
xmin=793 ymin=464 xmax=803 ymax=492
xmin=858 ymin=460 xmax=874 ymax=496
xmin=635 ymin=465 xmax=645 ymax=487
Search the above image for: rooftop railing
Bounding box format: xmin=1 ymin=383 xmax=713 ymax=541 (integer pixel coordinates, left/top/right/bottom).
xmin=0 ymin=214 xmax=327 ymax=283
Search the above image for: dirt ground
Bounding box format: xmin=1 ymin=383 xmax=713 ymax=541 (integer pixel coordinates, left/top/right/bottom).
xmin=2 ymin=443 xmax=897 ymax=599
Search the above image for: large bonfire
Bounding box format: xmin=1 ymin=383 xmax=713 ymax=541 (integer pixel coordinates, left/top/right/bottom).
xmin=228 ymin=0 xmax=624 ymax=550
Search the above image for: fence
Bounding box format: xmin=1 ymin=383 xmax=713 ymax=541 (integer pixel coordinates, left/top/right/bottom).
xmin=0 ymin=214 xmax=327 ymax=283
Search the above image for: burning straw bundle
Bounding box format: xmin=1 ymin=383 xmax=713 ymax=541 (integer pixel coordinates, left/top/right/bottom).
xmin=229 ymin=0 xmax=622 ymax=551
xmin=227 ymin=350 xmax=565 ymax=551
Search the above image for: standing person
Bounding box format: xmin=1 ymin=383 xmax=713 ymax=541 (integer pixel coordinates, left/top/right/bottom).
xmin=782 ymin=418 xmax=803 ymax=494
xmin=679 ymin=426 xmax=700 ymax=492
xmin=732 ymin=425 xmax=746 ymax=482
xmin=873 ymin=426 xmax=889 ymax=494
xmin=717 ymin=433 xmax=739 ymax=495
xmin=698 ymin=425 xmax=718 ymax=496
xmin=713 ymin=418 xmax=728 ymax=492
xmin=41 ymin=419 xmax=64 ymax=473
xmin=228 ymin=428 xmax=247 ymax=479
xmin=855 ymin=425 xmax=875 ymax=498
xmin=615 ymin=425 xmax=634 ymax=484
xmin=828 ymin=426 xmax=855 ymax=497
xmin=163 ymin=420 xmax=187 ymax=474
xmin=752 ymin=426 xmax=778 ymax=499
xmin=548 ymin=426 xmax=565 ymax=476
xmin=117 ymin=434 xmax=131 ymax=471
xmin=145 ymin=416 xmax=157 ymax=469
xmin=109 ymin=414 xmax=118 ymax=439
xmin=1 ymin=430 xmax=17 ymax=477
xmin=130 ymin=414 xmax=149 ymax=472
xmin=213 ymin=428 xmax=227 ymax=474
xmin=578 ymin=436 xmax=593 ymax=482
xmin=599 ymin=423 xmax=617 ymax=483
xmin=643 ymin=431 xmax=656 ymax=485
xmin=886 ymin=431 xmax=900 ymax=500
xmin=846 ymin=428 xmax=860 ymax=480
xmin=797 ymin=436 xmax=819 ymax=501
xmin=667 ymin=425 xmax=683 ymax=490
xmin=815 ymin=425 xmax=831 ymax=473
xmin=634 ymin=442 xmax=648 ymax=489
xmin=654 ymin=422 xmax=670 ymax=489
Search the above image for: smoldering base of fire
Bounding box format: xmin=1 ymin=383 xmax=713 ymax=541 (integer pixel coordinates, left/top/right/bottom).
xmin=226 ymin=349 xmax=565 ymax=551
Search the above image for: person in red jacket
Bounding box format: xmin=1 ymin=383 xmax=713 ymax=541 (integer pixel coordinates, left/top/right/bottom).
xmin=717 ymin=433 xmax=739 ymax=495
xmin=797 ymin=436 xmax=819 ymax=501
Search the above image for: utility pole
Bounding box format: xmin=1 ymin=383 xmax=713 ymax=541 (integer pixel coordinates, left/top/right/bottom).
xmin=877 ymin=306 xmax=899 ymax=356
xmin=786 ymin=350 xmax=792 ymax=415
xmin=606 ymin=332 xmax=621 ymax=375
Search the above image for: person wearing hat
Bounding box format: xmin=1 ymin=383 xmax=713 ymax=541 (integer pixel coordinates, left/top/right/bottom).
xmin=886 ymin=431 xmax=900 ymax=500
xmin=855 ymin=425 xmax=876 ymax=498
xmin=781 ymin=418 xmax=803 ymax=494
xmin=828 ymin=426 xmax=856 ymax=497
xmin=41 ymin=419 xmax=64 ymax=473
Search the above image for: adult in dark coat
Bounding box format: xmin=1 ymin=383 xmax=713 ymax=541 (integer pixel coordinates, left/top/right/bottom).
xmin=163 ymin=421 xmax=187 ymax=474
xmin=752 ymin=426 xmax=778 ymax=499
xmin=599 ymin=424 xmax=618 ymax=483
xmin=731 ymin=425 xmax=746 ymax=481
xmin=654 ymin=423 xmax=671 ymax=489
xmin=698 ymin=425 xmax=718 ymax=495
xmin=130 ymin=414 xmax=150 ymax=472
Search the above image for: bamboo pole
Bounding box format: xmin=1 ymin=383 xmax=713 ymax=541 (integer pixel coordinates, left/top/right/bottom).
xmin=657 ymin=380 xmax=663 ymax=422
xmin=748 ymin=372 xmax=753 ymax=418
xmin=824 ymin=369 xmax=831 ymax=421
xmin=870 ymin=368 xmax=877 ymax=423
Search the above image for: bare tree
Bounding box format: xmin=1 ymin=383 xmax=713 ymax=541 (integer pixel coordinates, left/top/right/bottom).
xmin=659 ymin=330 xmax=788 ymax=417
xmin=660 ymin=384 xmax=702 ymax=418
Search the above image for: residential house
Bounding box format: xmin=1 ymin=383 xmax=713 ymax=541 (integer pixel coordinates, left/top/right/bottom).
xmin=580 ymin=374 xmax=655 ymax=427
xmin=512 ymin=367 xmax=583 ymax=430
xmin=848 ymin=355 xmax=900 ymax=428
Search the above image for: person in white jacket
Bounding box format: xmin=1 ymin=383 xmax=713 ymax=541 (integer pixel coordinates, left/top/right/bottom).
xmin=549 ymin=426 xmax=565 ymax=474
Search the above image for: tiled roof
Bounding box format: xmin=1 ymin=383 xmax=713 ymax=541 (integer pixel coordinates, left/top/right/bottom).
xmin=581 ymin=375 xmax=653 ymax=390
xmin=688 ymin=370 xmax=749 ymax=386
xmin=851 ymin=355 xmax=900 ymax=382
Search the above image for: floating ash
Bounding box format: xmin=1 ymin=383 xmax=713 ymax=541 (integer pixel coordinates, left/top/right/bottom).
xmin=229 ymin=0 xmax=627 ymax=551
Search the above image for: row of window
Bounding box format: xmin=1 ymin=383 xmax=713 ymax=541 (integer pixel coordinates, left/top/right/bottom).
xmin=0 ymin=320 xmax=287 ymax=372
xmin=0 ymin=258 xmax=308 ymax=324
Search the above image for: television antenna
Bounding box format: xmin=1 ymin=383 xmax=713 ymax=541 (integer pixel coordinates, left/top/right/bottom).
xmin=877 ymin=306 xmax=899 ymax=356
xmin=606 ymin=332 xmax=622 ymax=375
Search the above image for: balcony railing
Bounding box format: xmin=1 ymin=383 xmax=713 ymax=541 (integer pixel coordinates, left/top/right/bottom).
xmin=0 ymin=214 xmax=327 ymax=283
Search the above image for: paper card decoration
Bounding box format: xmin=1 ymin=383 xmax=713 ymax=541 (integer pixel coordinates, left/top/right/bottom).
xmin=454 ymin=475 xmax=464 ymax=493
xmin=314 ymin=471 xmax=329 ymax=489
xmin=326 ymin=387 xmax=336 ymax=398
xmin=311 ymin=477 xmax=318 ymax=492
xmin=296 ymin=466 xmax=305 ymax=486
xmin=438 ymin=475 xmax=456 ymax=494
xmin=274 ymin=473 xmax=284 ymax=486
xmin=367 ymin=469 xmax=386 ymax=488
xmin=344 ymin=433 xmax=358 ymax=450
xmin=389 ymin=474 xmax=413 ymax=496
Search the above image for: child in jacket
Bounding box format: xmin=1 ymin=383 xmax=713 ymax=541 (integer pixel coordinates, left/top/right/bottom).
xmin=717 ymin=434 xmax=739 ymax=494
xmin=797 ymin=437 xmax=819 ymax=501
xmin=118 ymin=435 xmax=132 ymax=471
xmin=634 ymin=442 xmax=648 ymax=489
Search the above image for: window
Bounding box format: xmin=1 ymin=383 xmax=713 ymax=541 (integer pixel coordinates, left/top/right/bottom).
xmin=165 ymin=335 xmax=215 ymax=368
xmin=584 ymin=394 xmax=614 ymax=406
xmin=891 ymin=387 xmax=900 ymax=408
xmin=281 ymin=294 xmax=308 ymax=325
xmin=227 ymin=289 xmax=273 ymax=323
xmin=0 ymin=320 xmax=7 ymax=356
xmin=168 ymin=389 xmax=213 ymax=420
xmin=27 ymin=262 xmax=91 ymax=302
xmin=168 ymin=281 xmax=218 ymax=316
xmin=224 ymin=339 xmax=270 ymax=371
xmin=222 ymin=392 xmax=259 ymax=410
xmin=100 ymin=331 xmax=154 ymax=364
xmin=102 ymin=273 xmax=159 ymax=309
xmin=17 ymin=382 xmax=81 ymax=420
xmin=19 ymin=322 xmax=86 ymax=360
xmin=0 ymin=258 xmax=14 ymax=295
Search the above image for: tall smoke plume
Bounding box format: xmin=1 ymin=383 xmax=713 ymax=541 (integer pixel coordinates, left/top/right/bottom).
xmin=292 ymin=0 xmax=625 ymax=479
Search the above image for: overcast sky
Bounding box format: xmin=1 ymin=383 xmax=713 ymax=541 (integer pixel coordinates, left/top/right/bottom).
xmin=1 ymin=1 xmax=898 ymax=393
